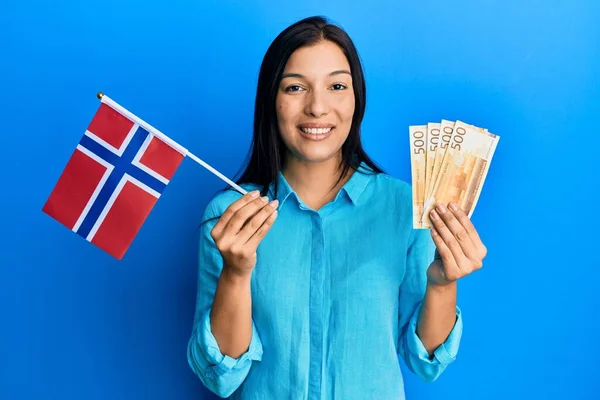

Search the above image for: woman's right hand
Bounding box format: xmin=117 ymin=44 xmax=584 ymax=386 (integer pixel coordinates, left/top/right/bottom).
xmin=210 ymin=190 xmax=279 ymax=278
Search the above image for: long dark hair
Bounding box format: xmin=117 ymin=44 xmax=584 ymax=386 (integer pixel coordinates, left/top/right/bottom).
xmin=232 ymin=15 xmax=385 ymax=197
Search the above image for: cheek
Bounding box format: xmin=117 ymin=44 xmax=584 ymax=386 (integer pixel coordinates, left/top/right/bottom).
xmin=340 ymin=94 xmax=355 ymax=120
xmin=276 ymin=100 xmax=297 ymax=143
xmin=275 ymin=99 xmax=283 ymax=119
xmin=276 ymin=99 xmax=293 ymax=123
xmin=277 ymin=101 xmax=304 ymax=133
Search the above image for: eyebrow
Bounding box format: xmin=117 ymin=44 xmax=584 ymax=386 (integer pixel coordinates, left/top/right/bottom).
xmin=281 ymin=70 xmax=351 ymax=79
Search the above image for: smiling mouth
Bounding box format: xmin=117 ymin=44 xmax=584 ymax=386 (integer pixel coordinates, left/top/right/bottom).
xmin=299 ymin=127 xmax=333 ymax=135
xmin=297 ymin=126 xmax=335 ymax=141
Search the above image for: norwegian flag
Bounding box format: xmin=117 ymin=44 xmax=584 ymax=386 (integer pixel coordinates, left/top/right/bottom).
xmin=43 ymin=98 xmax=187 ymax=260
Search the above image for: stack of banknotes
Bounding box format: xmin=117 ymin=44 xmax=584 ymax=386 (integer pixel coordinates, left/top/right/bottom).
xmin=409 ymin=120 xmax=500 ymax=229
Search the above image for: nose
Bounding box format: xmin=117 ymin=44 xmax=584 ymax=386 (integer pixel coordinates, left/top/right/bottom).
xmin=304 ymin=88 xmax=329 ymax=118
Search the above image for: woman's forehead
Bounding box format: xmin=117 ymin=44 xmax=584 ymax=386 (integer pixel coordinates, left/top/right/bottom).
xmin=283 ymin=41 xmax=351 ymax=77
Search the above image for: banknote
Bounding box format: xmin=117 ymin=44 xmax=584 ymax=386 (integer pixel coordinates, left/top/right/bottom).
xmin=424 ymin=122 xmax=441 ymax=202
xmin=409 ymin=125 xmax=427 ymax=228
xmin=425 ymin=120 xmax=454 ymax=204
xmin=410 ymin=120 xmax=499 ymax=229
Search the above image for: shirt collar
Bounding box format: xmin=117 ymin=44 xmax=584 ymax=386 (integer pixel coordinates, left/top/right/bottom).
xmin=269 ymin=160 xmax=375 ymax=208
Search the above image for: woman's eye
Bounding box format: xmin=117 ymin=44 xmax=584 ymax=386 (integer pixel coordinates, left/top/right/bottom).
xmin=285 ymin=85 xmax=303 ymax=92
xmin=331 ymin=83 xmax=347 ymax=90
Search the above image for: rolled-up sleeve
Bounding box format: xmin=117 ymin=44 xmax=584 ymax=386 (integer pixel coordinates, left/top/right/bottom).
xmin=187 ymin=198 xmax=264 ymax=398
xmin=188 ymin=308 xmax=263 ymax=397
xmin=397 ymin=227 xmax=463 ymax=382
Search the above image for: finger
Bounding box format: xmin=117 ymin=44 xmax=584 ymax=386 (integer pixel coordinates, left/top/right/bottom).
xmin=224 ymin=195 xmax=271 ymax=236
xmin=237 ymin=199 xmax=279 ymax=244
xmin=429 ymin=208 xmax=470 ymax=269
xmin=212 ymin=190 xmax=261 ymax=239
xmin=448 ymin=202 xmax=487 ymax=258
xmin=245 ymin=207 xmax=278 ymax=249
xmin=434 ymin=203 xmax=479 ymax=262
xmin=430 ymin=226 xmax=460 ymax=280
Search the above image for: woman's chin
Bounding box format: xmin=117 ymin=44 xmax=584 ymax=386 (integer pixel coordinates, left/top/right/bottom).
xmin=291 ymin=148 xmax=341 ymax=164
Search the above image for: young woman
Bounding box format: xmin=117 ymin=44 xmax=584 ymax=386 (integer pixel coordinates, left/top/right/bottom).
xmin=187 ymin=15 xmax=487 ymax=400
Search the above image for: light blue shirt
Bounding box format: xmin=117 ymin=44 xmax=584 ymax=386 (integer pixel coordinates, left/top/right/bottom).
xmin=187 ymin=161 xmax=463 ymax=399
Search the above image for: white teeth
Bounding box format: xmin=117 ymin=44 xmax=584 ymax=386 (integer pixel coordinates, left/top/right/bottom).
xmin=300 ymin=127 xmax=332 ymax=135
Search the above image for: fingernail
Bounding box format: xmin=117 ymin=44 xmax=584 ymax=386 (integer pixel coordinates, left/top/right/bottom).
xmin=261 ymin=196 xmax=269 ymax=203
xmin=250 ymin=190 xmax=259 ymax=198
xmin=436 ymin=203 xmax=447 ymax=213
xmin=269 ymin=199 xmax=279 ymax=208
xmin=449 ymin=203 xmax=459 ymax=212
xmin=430 ymin=210 xmax=440 ymax=220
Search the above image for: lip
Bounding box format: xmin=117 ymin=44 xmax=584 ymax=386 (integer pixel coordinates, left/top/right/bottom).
xmin=298 ymin=123 xmax=335 ymax=129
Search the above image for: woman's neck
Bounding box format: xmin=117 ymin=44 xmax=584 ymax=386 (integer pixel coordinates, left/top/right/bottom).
xmin=282 ymin=154 xmax=354 ymax=210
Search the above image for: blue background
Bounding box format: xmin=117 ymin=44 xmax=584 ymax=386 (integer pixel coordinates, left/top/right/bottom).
xmin=2 ymin=0 xmax=599 ymax=399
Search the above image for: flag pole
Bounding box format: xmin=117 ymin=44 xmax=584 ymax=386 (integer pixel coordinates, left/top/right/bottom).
xmin=96 ymin=92 xmax=248 ymax=195
xmin=187 ymin=152 xmax=248 ymax=195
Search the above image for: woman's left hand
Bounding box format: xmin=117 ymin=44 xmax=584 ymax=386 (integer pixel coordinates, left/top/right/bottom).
xmin=426 ymin=202 xmax=488 ymax=287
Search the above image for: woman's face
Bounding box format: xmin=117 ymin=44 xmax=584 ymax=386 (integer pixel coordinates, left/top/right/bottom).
xmin=276 ymin=40 xmax=355 ymax=165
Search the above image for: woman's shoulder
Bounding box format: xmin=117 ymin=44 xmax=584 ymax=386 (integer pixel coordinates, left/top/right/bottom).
xmin=201 ymin=183 xmax=262 ymax=222
xmin=370 ymin=173 xmax=412 ymax=199
xmin=367 ymin=174 xmax=416 ymax=231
